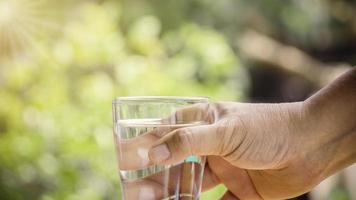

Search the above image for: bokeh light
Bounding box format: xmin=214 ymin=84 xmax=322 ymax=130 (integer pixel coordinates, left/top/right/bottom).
xmin=0 ymin=0 xmax=354 ymax=199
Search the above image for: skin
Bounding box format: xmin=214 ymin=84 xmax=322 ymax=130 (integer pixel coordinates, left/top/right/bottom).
xmin=148 ymin=68 xmax=356 ymax=200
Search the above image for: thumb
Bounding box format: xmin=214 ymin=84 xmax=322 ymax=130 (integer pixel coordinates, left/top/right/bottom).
xmin=148 ymin=124 xmax=221 ymax=165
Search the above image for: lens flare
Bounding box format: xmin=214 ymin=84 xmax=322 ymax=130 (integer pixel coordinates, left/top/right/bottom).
xmin=0 ymin=0 xmax=65 ymax=60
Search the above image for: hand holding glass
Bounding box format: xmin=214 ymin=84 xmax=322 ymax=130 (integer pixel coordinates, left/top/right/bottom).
xmin=112 ymin=96 xmax=209 ymax=200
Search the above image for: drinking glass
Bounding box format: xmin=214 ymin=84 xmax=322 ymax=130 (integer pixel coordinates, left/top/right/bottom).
xmin=112 ymin=96 xmax=209 ymax=200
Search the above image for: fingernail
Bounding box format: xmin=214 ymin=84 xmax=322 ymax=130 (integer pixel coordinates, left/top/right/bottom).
xmin=149 ymin=144 xmax=170 ymax=163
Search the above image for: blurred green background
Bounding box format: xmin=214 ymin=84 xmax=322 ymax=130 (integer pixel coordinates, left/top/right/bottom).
xmin=0 ymin=0 xmax=355 ymax=199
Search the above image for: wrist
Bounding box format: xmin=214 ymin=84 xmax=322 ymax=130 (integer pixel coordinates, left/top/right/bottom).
xmin=297 ymin=68 xmax=356 ymax=181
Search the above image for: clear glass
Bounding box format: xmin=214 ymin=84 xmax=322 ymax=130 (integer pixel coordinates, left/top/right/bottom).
xmin=112 ymin=96 xmax=209 ymax=200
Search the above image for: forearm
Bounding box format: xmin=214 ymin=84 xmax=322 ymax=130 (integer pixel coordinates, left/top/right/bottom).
xmin=303 ymin=68 xmax=356 ymax=179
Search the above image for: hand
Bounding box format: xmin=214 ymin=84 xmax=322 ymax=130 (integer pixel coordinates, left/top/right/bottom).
xmin=148 ymin=69 xmax=356 ymax=199
xmin=149 ymin=102 xmax=315 ymax=199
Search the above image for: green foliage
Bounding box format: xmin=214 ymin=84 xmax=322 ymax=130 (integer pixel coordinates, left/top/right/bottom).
xmin=201 ymin=184 xmax=227 ymax=200
xmin=1 ymin=0 xmax=354 ymax=199
xmin=0 ymin=0 xmax=246 ymax=199
xmin=329 ymin=187 xmax=350 ymax=200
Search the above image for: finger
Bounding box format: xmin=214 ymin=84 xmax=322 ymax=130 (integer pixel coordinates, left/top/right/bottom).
xmin=117 ymin=103 xmax=215 ymax=170
xmin=208 ymin=156 xmax=263 ymax=200
xmin=144 ymin=162 xmax=204 ymax=198
xmin=148 ymin=124 xmax=222 ymax=165
xmin=202 ymin=162 xmax=221 ymax=191
xmin=116 ymin=131 xmax=158 ymax=170
xmin=221 ymin=191 xmax=239 ymax=200
xmin=121 ymin=179 xmax=163 ymax=200
xmin=161 ymin=103 xmax=216 ymax=125
xmin=150 ymin=103 xmax=215 ymax=138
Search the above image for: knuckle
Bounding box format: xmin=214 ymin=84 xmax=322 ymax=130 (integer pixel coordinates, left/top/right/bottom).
xmin=217 ymin=118 xmax=241 ymax=135
xmin=176 ymin=128 xmax=195 ymax=155
xmin=206 ymin=102 xmax=218 ymax=123
xmin=168 ymin=131 xmax=182 ymax=150
xmin=213 ymin=102 xmax=229 ymax=119
xmin=173 ymin=110 xmax=181 ymax=123
xmin=194 ymin=103 xmax=212 ymax=123
xmin=217 ymin=117 xmax=248 ymax=158
xmin=197 ymin=102 xmax=218 ymax=124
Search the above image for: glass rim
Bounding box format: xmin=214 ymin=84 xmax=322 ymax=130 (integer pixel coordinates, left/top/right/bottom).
xmin=113 ymin=96 xmax=209 ymax=104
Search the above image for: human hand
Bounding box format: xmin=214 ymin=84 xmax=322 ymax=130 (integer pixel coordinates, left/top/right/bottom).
xmin=148 ymin=68 xmax=356 ymax=199
xmin=148 ymin=102 xmax=318 ymax=199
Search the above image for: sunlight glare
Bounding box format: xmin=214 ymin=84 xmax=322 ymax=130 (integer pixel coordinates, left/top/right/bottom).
xmin=0 ymin=1 xmax=16 ymax=25
xmin=0 ymin=0 xmax=64 ymax=60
